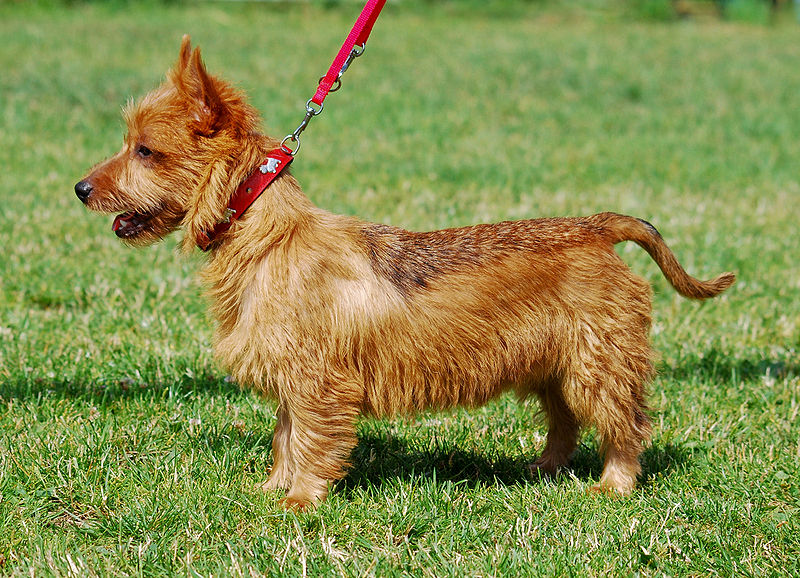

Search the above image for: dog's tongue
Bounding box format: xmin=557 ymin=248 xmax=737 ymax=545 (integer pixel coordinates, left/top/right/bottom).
xmin=112 ymin=211 xmax=135 ymax=232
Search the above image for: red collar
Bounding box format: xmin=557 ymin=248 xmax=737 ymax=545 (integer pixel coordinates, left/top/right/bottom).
xmin=196 ymin=147 xmax=294 ymax=251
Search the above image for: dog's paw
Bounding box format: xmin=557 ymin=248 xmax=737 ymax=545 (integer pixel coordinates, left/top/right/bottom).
xmin=528 ymin=455 xmax=568 ymax=480
xmin=279 ymin=495 xmax=314 ymax=512
xmin=528 ymin=462 xmax=556 ymax=480
xmin=588 ymin=481 xmax=632 ymax=497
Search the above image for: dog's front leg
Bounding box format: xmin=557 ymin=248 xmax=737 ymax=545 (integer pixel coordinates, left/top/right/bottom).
xmin=261 ymin=404 xmax=294 ymax=492
xmin=278 ymin=380 xmax=361 ymax=510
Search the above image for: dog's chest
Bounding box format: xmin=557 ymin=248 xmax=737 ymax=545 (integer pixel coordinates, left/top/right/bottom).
xmin=211 ymin=248 xmax=399 ymax=390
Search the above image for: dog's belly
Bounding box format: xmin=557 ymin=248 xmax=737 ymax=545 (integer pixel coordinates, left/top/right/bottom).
xmin=349 ymin=269 xmax=571 ymax=416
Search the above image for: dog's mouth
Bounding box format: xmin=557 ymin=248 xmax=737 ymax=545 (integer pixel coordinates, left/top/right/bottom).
xmin=112 ymin=210 xmax=155 ymax=239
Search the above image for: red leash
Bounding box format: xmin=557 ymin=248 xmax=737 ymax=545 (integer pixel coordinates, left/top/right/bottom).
xmin=198 ymin=0 xmax=386 ymax=251
xmin=281 ymin=0 xmax=387 ymax=155
xmin=313 ymin=0 xmax=386 ymax=107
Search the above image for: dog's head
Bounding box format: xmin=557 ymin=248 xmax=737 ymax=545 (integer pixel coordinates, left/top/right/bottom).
xmin=75 ymin=36 xmax=262 ymax=248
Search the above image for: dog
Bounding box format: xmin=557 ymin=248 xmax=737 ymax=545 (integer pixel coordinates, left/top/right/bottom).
xmin=75 ymin=36 xmax=735 ymax=510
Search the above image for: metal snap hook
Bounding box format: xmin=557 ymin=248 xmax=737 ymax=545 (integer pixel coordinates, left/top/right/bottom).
xmin=280 ymin=134 xmax=300 ymax=156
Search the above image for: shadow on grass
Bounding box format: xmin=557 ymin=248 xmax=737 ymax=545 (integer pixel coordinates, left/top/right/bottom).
xmin=0 ymin=372 xmax=245 ymax=404
xmin=4 ymin=364 xmax=702 ymax=497
xmin=4 ymin=372 xmax=694 ymax=491
xmin=658 ymin=345 xmax=799 ymax=384
xmin=339 ymin=430 xmax=691 ymax=494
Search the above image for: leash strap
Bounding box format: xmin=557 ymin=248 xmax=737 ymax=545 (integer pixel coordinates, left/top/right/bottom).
xmin=312 ymin=0 xmax=386 ymax=107
xmin=281 ymin=0 xmax=386 ymax=154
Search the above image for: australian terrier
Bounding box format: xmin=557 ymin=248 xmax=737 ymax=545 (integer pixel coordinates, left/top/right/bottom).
xmin=76 ymin=37 xmax=735 ymax=509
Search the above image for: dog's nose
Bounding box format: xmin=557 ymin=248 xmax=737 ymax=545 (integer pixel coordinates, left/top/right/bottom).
xmin=75 ymin=180 xmax=93 ymax=203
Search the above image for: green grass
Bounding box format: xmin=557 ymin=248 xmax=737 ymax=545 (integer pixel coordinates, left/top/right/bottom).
xmin=1 ymin=1 xmax=799 ymax=575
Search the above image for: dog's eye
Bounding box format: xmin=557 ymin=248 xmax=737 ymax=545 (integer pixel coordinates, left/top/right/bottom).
xmin=137 ymin=145 xmax=153 ymax=158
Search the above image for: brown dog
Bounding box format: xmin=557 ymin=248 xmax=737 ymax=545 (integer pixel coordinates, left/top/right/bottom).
xmin=75 ymin=37 xmax=735 ymax=509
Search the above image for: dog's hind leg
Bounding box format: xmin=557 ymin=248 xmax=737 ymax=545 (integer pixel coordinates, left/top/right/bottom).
xmin=529 ymin=383 xmax=579 ymax=478
xmin=593 ymin=426 xmax=649 ymax=495
xmin=564 ymin=325 xmax=654 ymax=495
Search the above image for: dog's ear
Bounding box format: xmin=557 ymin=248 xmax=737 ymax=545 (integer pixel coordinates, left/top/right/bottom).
xmin=181 ymin=159 xmax=231 ymax=253
xmin=170 ymin=38 xmax=227 ymax=137
xmin=187 ymin=47 xmax=228 ymax=136
xmin=177 ymin=35 xmax=192 ymax=74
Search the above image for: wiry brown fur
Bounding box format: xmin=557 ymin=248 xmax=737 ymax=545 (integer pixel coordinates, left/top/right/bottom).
xmin=76 ymin=37 xmax=735 ymax=510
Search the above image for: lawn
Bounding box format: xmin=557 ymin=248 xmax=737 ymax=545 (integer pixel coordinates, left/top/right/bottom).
xmin=0 ymin=0 xmax=798 ymax=575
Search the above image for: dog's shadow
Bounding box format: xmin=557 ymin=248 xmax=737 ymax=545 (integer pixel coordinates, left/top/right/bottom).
xmin=5 ymin=374 xmax=693 ymax=495
xmin=337 ymin=429 xmax=690 ymax=494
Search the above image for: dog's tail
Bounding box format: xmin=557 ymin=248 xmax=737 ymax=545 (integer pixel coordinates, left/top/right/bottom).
xmin=596 ymin=212 xmax=736 ymax=299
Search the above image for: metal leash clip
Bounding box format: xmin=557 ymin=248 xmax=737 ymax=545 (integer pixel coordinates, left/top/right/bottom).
xmin=321 ymin=43 xmax=366 ymax=93
xmin=282 ymin=43 xmax=368 ymax=156
xmin=338 ymin=43 xmax=366 ymax=80
xmin=281 ymin=99 xmax=324 ymax=156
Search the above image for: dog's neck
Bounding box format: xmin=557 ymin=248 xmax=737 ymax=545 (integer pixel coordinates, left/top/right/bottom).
xmin=198 ymin=136 xmax=331 ymax=335
xmin=196 ymin=143 xmax=295 ymax=252
xmin=201 ymin=135 xmax=319 ymax=255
